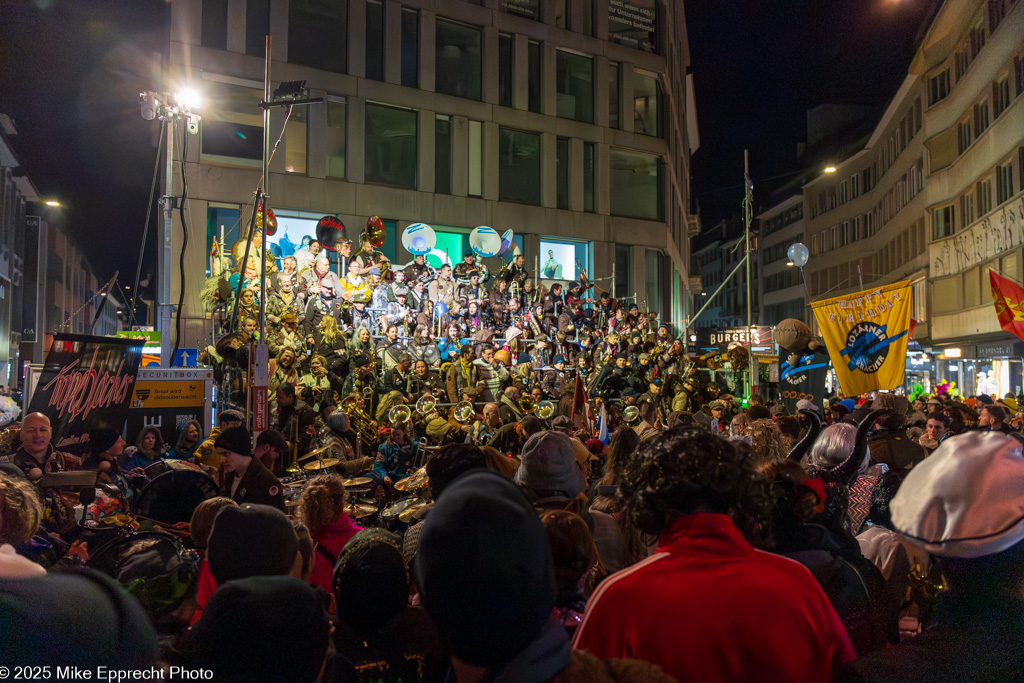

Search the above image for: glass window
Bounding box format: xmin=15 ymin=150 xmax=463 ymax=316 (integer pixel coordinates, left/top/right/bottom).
xmin=365 ymin=103 xmax=417 ymax=189
xmin=556 ymin=0 xmax=569 ymax=29
xmin=608 ymin=0 xmax=658 ymax=53
xmin=498 ymin=33 xmax=513 ymax=108
xmin=608 ymin=61 xmax=620 ymax=129
xmin=645 ymin=249 xmax=663 ymax=317
xmin=325 ymin=100 xmax=346 ymax=179
xmin=206 ymin=207 xmax=241 ymax=269
xmin=527 ymin=40 xmax=542 ymax=113
xmin=401 ymin=8 xmax=419 ymax=88
xmin=633 ymin=71 xmax=659 ymax=137
xmin=246 ymin=0 xmax=269 ymax=57
xmin=435 ymin=19 xmax=482 ymax=101
xmin=202 ymin=0 xmax=228 ymax=51
xmin=583 ymin=142 xmax=596 ymax=213
xmin=500 ymin=0 xmax=539 ymax=20
xmin=556 ymin=137 xmax=569 ymax=210
xmin=201 ymin=81 xmax=263 ymax=163
xmin=435 ymin=117 xmax=451 ymax=195
xmin=469 ymin=120 xmax=482 ymax=197
xmin=610 ymin=149 xmax=660 ymax=220
xmin=365 ymin=1 xmax=385 ymax=82
xmin=615 ymin=244 xmax=630 ymax=298
xmin=289 ymin=0 xmax=347 ymax=74
xmin=285 ymin=106 xmax=307 ymax=175
xmin=499 ymin=128 xmax=541 ymax=206
xmin=556 ymin=51 xmax=593 ymax=123
xmin=540 ymin=238 xmax=588 ymax=281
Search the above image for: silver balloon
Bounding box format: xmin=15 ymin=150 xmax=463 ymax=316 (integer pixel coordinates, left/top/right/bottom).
xmin=787 ymin=242 xmax=810 ymax=268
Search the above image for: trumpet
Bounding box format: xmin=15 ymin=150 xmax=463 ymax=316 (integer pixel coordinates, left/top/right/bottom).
xmin=388 ymin=404 xmax=412 ymax=425
xmin=536 ymin=400 xmax=556 ymax=419
xmin=453 ymin=400 xmax=476 ymax=423
xmin=519 ymin=395 xmax=538 ymax=414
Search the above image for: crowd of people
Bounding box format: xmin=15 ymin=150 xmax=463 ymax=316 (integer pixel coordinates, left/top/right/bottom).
xmin=3 ymin=229 xmax=1024 ymax=681
xmin=2 ymin=368 xmax=1024 ymax=681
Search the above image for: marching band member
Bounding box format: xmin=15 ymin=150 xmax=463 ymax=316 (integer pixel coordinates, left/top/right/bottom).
xmin=267 ymin=272 xmax=305 ymax=325
xmin=428 ymin=263 xmax=457 ymax=312
xmin=375 ymin=324 xmax=407 ymax=372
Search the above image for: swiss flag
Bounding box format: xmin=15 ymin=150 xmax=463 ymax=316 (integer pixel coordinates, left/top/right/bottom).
xmin=990 ymin=270 xmax=1024 ymax=343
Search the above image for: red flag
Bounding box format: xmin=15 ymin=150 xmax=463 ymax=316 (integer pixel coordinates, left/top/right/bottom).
xmin=570 ymin=369 xmax=589 ymax=432
xmin=989 ymin=270 xmax=1024 ymax=343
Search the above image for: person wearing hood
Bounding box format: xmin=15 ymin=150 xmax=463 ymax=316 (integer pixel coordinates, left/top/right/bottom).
xmin=121 ymin=426 xmax=168 ymax=471
xmin=415 ymin=469 xmax=675 ymax=683
xmin=167 ymin=419 xmax=203 ymax=461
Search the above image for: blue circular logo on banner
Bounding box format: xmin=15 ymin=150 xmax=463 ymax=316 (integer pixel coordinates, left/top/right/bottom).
xmin=844 ymin=322 xmax=889 ymax=374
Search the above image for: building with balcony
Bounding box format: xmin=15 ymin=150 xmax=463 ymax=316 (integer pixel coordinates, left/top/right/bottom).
xmin=798 ymin=0 xmax=1024 ymax=396
xmin=922 ymin=0 xmax=1024 ymax=394
xmin=757 ymin=194 xmax=806 ymax=325
xmin=163 ymin=0 xmax=700 ymax=351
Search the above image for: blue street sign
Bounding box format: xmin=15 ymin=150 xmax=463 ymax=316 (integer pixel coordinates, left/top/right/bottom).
xmin=175 ymin=348 xmax=199 ymax=367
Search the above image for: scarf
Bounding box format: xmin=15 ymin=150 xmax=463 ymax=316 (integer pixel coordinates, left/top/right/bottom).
xmin=460 ymin=357 xmax=474 ymax=389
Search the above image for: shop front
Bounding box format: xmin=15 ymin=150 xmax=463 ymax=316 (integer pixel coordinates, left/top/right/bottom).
xmin=935 ymin=340 xmax=1024 ymax=398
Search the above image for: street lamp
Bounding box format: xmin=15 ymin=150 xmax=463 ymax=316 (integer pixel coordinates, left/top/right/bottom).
xmin=44 ymin=200 xmax=61 ymax=207
xmin=824 ymin=166 xmax=837 ymax=174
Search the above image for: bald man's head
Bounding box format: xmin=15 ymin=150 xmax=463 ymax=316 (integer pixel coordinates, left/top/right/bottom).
xmin=20 ymin=413 xmax=53 ymax=457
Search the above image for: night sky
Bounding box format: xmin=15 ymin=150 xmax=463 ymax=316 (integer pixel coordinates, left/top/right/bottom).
xmin=0 ymin=0 xmax=937 ymax=282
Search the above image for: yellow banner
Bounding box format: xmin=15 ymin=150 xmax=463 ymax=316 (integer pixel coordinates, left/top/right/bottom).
xmin=811 ymin=281 xmax=912 ymax=397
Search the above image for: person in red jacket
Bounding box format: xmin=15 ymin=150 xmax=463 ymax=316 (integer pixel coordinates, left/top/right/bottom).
xmin=573 ymin=428 xmax=855 ymax=682
xmin=296 ymin=473 xmax=360 ymax=597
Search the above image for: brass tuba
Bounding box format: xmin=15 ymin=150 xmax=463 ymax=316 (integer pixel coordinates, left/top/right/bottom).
xmin=518 ymin=395 xmax=537 ymax=414
xmin=453 ymin=400 xmax=476 ymax=423
xmin=536 ymin=400 xmax=556 ymax=419
xmin=342 ymin=396 xmax=378 ymax=444
xmin=415 ymin=395 xmax=436 ymax=415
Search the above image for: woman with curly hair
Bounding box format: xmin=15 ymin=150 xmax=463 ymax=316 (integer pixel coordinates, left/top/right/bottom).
xmin=743 ymin=418 xmax=789 ymax=464
xmin=573 ymin=428 xmax=854 ymax=682
xmin=297 ymin=473 xmax=359 ymax=595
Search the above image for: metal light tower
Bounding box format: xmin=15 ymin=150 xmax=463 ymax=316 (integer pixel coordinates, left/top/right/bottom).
xmin=139 ymin=90 xmax=201 ymax=366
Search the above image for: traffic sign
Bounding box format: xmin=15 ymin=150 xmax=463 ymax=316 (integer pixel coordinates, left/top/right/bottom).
xmin=175 ymin=348 xmax=199 ymax=367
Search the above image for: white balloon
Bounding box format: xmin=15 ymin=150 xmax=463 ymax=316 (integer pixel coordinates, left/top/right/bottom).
xmin=787 ymin=242 xmax=810 ymax=268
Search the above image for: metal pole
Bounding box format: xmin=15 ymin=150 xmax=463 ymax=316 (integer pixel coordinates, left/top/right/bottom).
xmin=798 ymin=266 xmax=812 ymax=324
xmin=160 ymin=117 xmax=174 ymax=366
xmin=684 ymin=253 xmax=748 ymax=333
xmin=259 ymin=27 xmax=272 ymax=343
xmin=743 ymin=150 xmax=753 ymax=399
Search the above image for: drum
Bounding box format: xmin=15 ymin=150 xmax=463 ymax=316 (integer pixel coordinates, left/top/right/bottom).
xmin=379 ymin=496 xmax=427 ymax=535
xmin=136 ymin=460 xmax=219 ymax=525
xmin=86 ymin=529 xmax=199 ymax=622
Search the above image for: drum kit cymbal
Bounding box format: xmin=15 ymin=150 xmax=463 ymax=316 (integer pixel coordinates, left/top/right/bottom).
xmin=303 ymin=458 xmax=341 ymax=471
xmin=393 ymin=465 xmax=429 ymax=492
xmin=343 ymin=476 xmax=374 ymax=488
xmin=345 ymin=502 xmax=379 ymax=519
xmin=381 ymin=496 xmax=428 ymax=524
